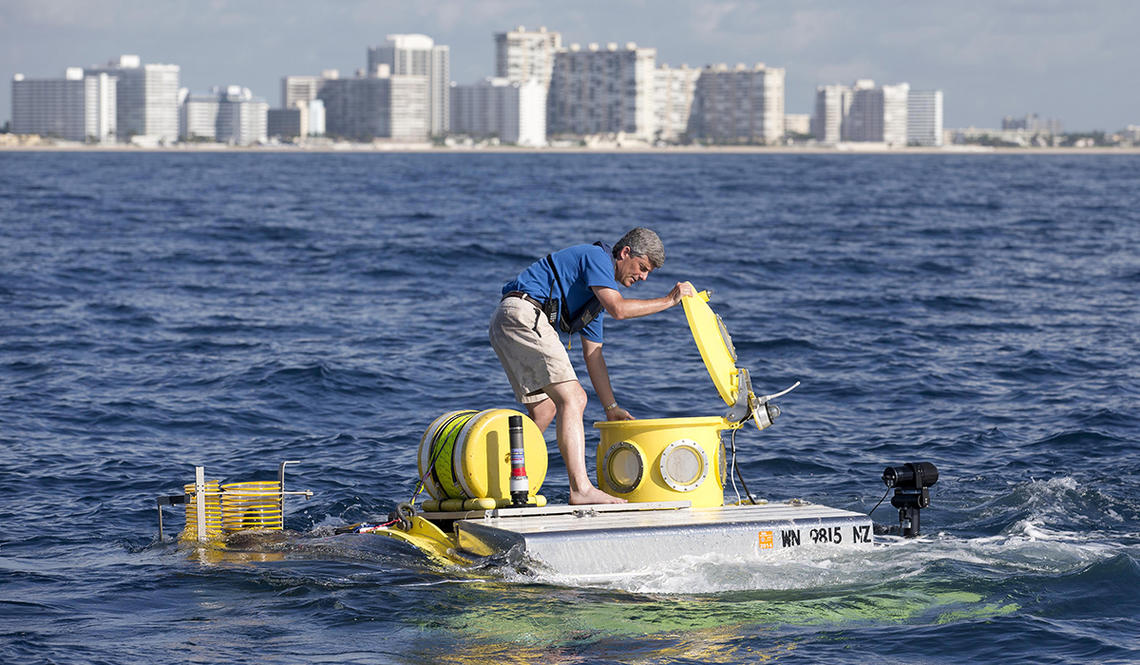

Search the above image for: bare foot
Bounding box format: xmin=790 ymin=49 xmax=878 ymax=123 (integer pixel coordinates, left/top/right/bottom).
xmin=569 ymin=486 xmax=627 ymax=505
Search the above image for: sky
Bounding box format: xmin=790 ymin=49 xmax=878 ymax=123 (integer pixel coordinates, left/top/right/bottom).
xmin=1 ymin=0 xmax=1136 ymax=132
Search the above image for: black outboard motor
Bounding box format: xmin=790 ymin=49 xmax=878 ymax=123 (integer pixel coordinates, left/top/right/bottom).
xmin=882 ymin=462 xmax=939 ymax=538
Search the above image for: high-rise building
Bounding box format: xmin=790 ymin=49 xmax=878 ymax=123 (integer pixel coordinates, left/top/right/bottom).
xmin=277 ymin=72 xmax=334 ymax=139
xmin=548 ymin=42 xmax=657 ymax=140
xmin=687 ymin=63 xmax=785 ymax=144
xmin=281 ymin=72 xmax=339 ymax=110
xmin=844 ymin=79 xmax=909 ymax=144
xmin=1001 ymin=113 xmax=1062 ymax=135
xmin=494 ymin=26 xmax=562 ymax=87
xmin=881 ymin=83 xmax=910 ymax=146
xmin=367 ymin=34 xmax=449 ymax=136
xmin=811 ymin=84 xmax=851 ymax=145
xmin=784 ymin=113 xmax=811 ymax=136
xmin=318 ymin=66 xmax=428 ymax=142
xmin=180 ymin=90 xmax=218 ymax=141
xmin=179 ymin=86 xmax=267 ymax=145
xmin=267 ymin=100 xmax=326 ymax=140
xmin=907 ymin=90 xmax=944 ymax=146
xmin=812 ymin=79 xmax=909 ymax=146
xmin=11 ymin=68 xmax=117 ymax=142
xmin=653 ymin=64 xmax=699 ymax=143
xmin=306 ymin=99 xmax=326 ymax=137
xmin=267 ymin=107 xmax=300 ymax=139
xmin=86 ymin=55 xmax=179 ymax=144
xmin=451 ymin=77 xmax=546 ymax=146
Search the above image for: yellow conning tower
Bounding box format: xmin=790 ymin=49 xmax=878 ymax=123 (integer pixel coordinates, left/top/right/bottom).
xmin=595 ymin=287 xmax=796 ymax=508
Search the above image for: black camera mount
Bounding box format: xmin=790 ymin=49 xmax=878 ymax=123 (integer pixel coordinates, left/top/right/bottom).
xmin=881 ymin=462 xmax=939 ymax=538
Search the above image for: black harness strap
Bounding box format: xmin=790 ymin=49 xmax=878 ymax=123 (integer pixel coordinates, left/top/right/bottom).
xmin=545 ymin=241 xmax=608 ymax=335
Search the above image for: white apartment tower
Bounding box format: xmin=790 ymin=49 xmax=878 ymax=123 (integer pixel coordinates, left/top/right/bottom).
xmin=11 ymin=68 xmax=117 ymax=142
xmin=180 ymin=91 xmax=218 ymax=141
xmin=367 ymin=35 xmax=449 ymax=135
xmin=179 ymin=86 xmax=267 ymax=145
xmin=282 ymin=76 xmax=321 ymax=109
xmin=86 ymin=55 xmax=179 ymax=144
xmin=548 ymin=42 xmax=657 ymax=140
xmin=318 ymin=67 xmax=428 ymax=142
xmin=784 ymin=113 xmax=811 ymax=136
xmin=653 ymin=64 xmax=700 ymax=143
xmin=688 ymin=63 xmax=785 ymax=144
xmin=494 ymin=26 xmax=562 ymax=87
xmin=277 ymin=71 xmax=336 ymax=138
xmin=811 ymin=84 xmax=851 ymax=145
xmin=880 ymin=83 xmax=910 ymax=146
xmin=907 ymin=90 xmax=944 ymax=147
xmin=281 ymin=72 xmax=340 ymax=109
xmin=451 ymin=78 xmax=547 ymax=146
xmin=813 ymin=79 xmax=910 ymax=147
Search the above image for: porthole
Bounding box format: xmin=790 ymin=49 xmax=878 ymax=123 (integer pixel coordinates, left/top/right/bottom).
xmin=603 ymin=441 xmax=645 ymax=494
xmin=659 ymin=439 xmax=709 ymax=492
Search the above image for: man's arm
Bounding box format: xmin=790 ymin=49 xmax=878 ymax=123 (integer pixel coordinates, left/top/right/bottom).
xmin=581 ymin=338 xmax=634 ymax=421
xmin=592 ymin=282 xmax=694 ymax=320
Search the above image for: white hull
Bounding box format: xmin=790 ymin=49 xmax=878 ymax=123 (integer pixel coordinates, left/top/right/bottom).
xmin=425 ymin=500 xmax=874 ymax=575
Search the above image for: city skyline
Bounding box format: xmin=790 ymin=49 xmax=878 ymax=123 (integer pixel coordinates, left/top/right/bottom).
xmin=2 ymin=0 xmax=1137 ymax=132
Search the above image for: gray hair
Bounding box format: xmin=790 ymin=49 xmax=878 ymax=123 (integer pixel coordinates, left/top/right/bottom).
xmin=614 ymin=227 xmax=665 ymax=268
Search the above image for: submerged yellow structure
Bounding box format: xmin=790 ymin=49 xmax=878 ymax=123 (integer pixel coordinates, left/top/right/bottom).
xmin=157 ymin=461 xmax=313 ymax=545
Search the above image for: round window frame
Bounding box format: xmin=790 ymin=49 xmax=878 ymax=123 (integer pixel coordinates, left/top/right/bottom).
xmin=659 ymin=438 xmax=710 ymax=492
xmin=603 ymin=441 xmax=645 ymax=494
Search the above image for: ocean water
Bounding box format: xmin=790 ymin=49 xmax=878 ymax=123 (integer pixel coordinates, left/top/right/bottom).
xmin=1 ymin=150 xmax=1138 ymax=664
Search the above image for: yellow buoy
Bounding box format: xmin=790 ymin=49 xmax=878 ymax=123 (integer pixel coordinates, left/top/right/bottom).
xmin=418 ymin=410 xmax=478 ymax=500
xmin=417 ymin=408 xmax=547 ymax=506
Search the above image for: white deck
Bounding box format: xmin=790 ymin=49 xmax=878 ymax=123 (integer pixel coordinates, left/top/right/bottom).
xmin=428 ymin=500 xmax=874 ymax=575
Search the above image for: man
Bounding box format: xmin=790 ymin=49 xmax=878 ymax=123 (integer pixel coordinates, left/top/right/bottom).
xmin=489 ymin=228 xmax=694 ymax=505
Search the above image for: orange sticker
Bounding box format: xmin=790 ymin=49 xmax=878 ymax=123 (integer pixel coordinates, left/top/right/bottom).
xmin=758 ymin=530 xmax=774 ymax=549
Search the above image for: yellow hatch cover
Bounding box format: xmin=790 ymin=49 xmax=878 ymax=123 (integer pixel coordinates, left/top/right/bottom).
xmin=681 ymin=285 xmax=741 ymax=406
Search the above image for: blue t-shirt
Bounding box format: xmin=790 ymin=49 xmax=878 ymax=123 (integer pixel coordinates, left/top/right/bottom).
xmin=502 ymin=243 xmax=621 ymax=343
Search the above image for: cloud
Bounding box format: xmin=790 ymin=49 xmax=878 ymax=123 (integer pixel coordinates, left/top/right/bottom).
xmin=425 ymin=0 xmax=535 ymax=32
xmin=1 ymin=0 xmax=115 ymax=29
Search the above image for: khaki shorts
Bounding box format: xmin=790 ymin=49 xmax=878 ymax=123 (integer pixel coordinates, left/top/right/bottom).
xmin=489 ymin=297 xmax=577 ymax=404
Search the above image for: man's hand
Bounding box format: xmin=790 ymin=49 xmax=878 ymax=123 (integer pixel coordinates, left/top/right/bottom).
xmin=669 ymin=281 xmax=696 ymax=305
xmin=605 ymin=406 xmax=635 ymax=421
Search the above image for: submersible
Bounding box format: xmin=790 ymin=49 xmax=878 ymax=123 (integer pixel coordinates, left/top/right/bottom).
xmin=154 ymin=287 xmax=941 ymax=573
xmin=358 ymin=287 xmax=877 ymax=575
